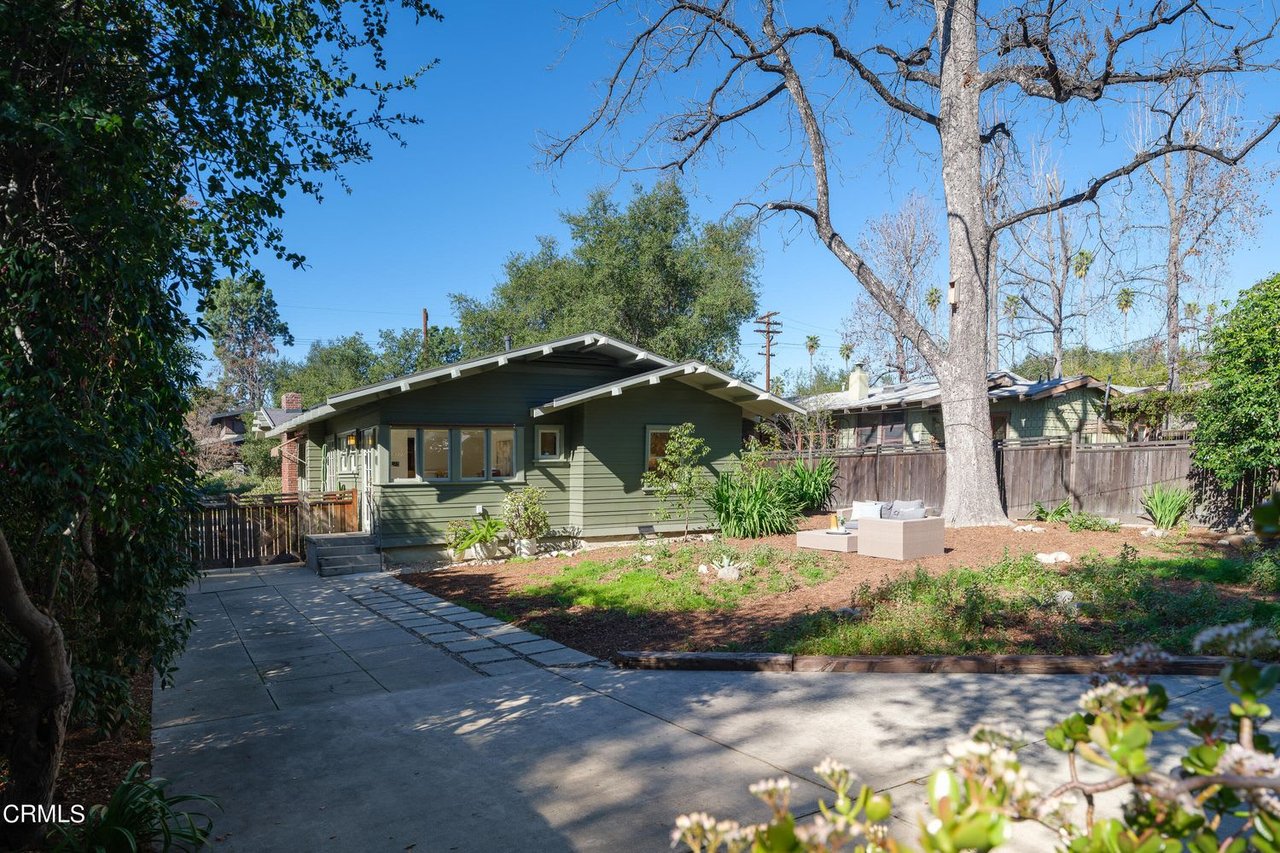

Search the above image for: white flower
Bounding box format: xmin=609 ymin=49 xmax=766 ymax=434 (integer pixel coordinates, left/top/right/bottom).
xmin=1193 ymin=622 xmax=1280 ymax=657
xmin=748 ymin=777 xmax=792 ymax=796
xmin=1079 ymin=682 xmax=1149 ymax=713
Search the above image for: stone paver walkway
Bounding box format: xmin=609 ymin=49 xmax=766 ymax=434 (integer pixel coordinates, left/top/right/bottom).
xmin=155 ymin=564 xmax=1239 ymax=851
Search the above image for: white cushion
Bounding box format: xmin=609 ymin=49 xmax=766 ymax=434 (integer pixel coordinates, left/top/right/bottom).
xmin=848 ymin=501 xmax=886 ymax=520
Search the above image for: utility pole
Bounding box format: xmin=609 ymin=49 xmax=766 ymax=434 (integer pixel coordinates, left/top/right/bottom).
xmin=754 ymin=311 xmax=781 ymax=392
xmin=427 ymin=311 xmax=437 ymax=366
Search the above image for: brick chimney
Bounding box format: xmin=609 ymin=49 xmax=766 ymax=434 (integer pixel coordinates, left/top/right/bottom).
xmin=279 ymin=392 xmax=303 ymax=495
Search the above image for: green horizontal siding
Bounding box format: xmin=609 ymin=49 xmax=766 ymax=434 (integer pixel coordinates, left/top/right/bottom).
xmin=577 ymin=382 xmax=742 ymax=536
xmin=376 ymin=468 xmax=572 ymax=546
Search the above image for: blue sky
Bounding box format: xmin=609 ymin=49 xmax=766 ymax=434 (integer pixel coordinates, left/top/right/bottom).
xmin=201 ymin=2 xmax=1280 ymax=392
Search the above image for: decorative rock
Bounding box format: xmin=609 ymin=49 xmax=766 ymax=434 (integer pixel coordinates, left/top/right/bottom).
xmin=641 ymin=554 xmax=653 ymax=563
xmin=1140 ymin=527 xmax=1170 ymax=538
xmin=697 ymin=564 xmax=709 ymax=575
xmin=1054 ymin=590 xmax=1076 ymax=607
xmin=1051 ymin=551 xmax=1071 ymax=563
xmin=1014 ymin=525 xmax=1047 ymax=533
xmin=716 ymin=565 xmax=741 ymax=581
xmin=834 ymin=606 xmax=861 ymax=619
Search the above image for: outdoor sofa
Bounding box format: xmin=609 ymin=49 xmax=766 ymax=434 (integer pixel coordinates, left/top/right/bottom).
xmin=834 ymin=499 xmax=945 ymax=561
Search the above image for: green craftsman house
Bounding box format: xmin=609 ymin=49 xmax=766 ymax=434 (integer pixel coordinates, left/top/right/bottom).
xmin=267 ymin=332 xmax=799 ymax=555
xmin=795 ymin=364 xmax=1137 ymax=450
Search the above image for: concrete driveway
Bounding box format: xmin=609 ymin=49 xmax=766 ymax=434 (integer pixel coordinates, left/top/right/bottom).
xmin=154 ymin=565 xmax=1236 ymax=851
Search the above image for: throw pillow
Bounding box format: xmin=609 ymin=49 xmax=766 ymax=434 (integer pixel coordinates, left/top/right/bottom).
xmin=849 ymin=500 xmax=885 ymax=519
xmin=891 ymin=499 xmax=925 ymax=512
xmin=888 ymin=506 xmax=928 ymax=520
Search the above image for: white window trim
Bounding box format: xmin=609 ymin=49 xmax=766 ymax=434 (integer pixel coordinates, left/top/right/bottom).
xmin=338 ymin=431 xmax=357 ymax=473
xmin=644 ymin=424 xmax=674 ymax=472
xmin=383 ymin=426 xmax=521 ymax=484
xmin=534 ymin=425 xmax=565 ymax=462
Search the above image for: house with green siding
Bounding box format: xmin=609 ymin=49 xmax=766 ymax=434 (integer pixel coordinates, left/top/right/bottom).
xmin=795 ymin=365 xmax=1131 ymax=450
xmin=266 ymin=332 xmax=799 ymax=557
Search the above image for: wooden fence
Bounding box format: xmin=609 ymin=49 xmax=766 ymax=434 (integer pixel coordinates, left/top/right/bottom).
xmin=189 ymin=491 xmax=359 ymax=569
xmin=780 ymin=438 xmax=1212 ymax=522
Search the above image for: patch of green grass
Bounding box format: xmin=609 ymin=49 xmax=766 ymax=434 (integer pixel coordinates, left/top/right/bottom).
xmin=761 ymin=547 xmax=1280 ymax=658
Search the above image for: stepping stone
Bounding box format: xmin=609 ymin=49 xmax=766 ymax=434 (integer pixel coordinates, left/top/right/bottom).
xmin=487 ymin=628 xmax=544 ymax=645
xmin=508 ymin=639 xmax=564 ymax=655
xmin=477 ymin=659 xmax=543 ymax=677
xmin=529 ymin=648 xmax=598 ymax=666
xmin=460 ymin=647 xmax=518 ymax=665
xmin=443 ymin=638 xmax=497 ymax=653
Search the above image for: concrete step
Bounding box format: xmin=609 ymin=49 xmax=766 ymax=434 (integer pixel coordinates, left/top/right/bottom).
xmin=319 ymin=552 xmax=381 ymax=569
xmin=316 ymin=560 xmax=382 ymax=577
xmin=307 ymin=533 xmax=375 ymax=547
xmin=310 ymin=543 xmax=379 ymax=559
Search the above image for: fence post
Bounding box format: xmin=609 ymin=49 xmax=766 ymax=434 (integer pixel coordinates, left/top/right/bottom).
xmin=1069 ymin=433 xmax=1079 ymax=512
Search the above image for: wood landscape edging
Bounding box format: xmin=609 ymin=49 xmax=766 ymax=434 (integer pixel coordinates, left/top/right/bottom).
xmin=615 ymin=650 xmax=1231 ymax=676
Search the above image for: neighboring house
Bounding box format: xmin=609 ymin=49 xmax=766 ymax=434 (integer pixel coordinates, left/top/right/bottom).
xmin=265 ymin=332 xmax=799 ymax=554
xmin=795 ymin=365 xmax=1131 ymax=450
xmin=207 ymin=408 xmax=250 ymax=447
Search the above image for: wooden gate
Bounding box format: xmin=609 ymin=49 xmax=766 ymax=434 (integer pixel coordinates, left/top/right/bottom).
xmin=189 ymin=491 xmax=359 ymax=569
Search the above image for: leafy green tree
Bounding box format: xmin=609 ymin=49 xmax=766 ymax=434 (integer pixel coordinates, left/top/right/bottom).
xmin=0 ymin=0 xmax=439 ymax=843
xmin=270 ymin=325 xmax=463 ymax=407
xmin=373 ymin=325 xmax=463 ymax=377
xmin=1193 ymin=273 xmax=1280 ymax=489
xmin=451 ymin=180 xmax=758 ymax=369
xmin=239 ymin=433 xmax=282 ymax=481
xmin=203 ymin=275 xmax=293 ymax=408
xmin=641 ymin=423 xmax=711 ymax=538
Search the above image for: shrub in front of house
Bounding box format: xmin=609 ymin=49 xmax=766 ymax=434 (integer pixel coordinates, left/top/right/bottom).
xmin=709 ymin=440 xmax=803 ymax=538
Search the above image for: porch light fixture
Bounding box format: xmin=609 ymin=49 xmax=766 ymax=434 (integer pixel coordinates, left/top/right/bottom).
xmin=345 ymin=433 xmax=358 ymax=449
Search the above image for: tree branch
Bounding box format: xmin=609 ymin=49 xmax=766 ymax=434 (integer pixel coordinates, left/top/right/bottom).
xmin=993 ymin=113 xmax=1280 ymax=234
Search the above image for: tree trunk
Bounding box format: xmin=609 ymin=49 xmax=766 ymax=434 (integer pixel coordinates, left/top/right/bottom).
xmin=894 ymin=336 xmax=909 ymax=381
xmin=0 ymin=531 xmax=75 ymax=852
xmin=934 ymin=0 xmax=1008 ymax=526
xmin=1164 ymin=157 xmax=1183 ymax=392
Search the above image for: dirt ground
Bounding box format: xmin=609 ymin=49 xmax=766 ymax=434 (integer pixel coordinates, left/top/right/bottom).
xmin=401 ymin=519 xmax=1235 ymax=660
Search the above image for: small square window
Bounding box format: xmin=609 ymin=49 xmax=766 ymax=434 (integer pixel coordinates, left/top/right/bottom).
xmin=535 ymin=426 xmax=564 ymax=461
xmin=645 ymin=426 xmax=672 ymax=472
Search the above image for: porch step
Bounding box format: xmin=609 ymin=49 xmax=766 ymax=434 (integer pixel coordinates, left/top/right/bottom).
xmin=305 ymin=532 xmax=380 ymax=577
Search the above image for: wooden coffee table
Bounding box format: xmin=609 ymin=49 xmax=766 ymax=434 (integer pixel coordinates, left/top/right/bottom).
xmin=795 ymin=529 xmax=857 ymax=553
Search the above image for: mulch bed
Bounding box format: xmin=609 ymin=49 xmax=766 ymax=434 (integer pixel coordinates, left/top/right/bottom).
xmin=54 ymin=669 xmax=154 ymax=809
xmin=399 ymin=521 xmax=1236 ymax=661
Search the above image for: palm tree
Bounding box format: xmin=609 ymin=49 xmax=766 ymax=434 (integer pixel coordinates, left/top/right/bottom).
xmin=838 ymin=341 xmax=853 ymax=373
xmin=1002 ymin=294 xmax=1021 ymax=367
xmin=925 ymin=286 xmax=942 ymax=336
xmin=1072 ymin=249 xmax=1095 ymax=350
xmin=1117 ymin=287 xmax=1135 ymax=345
xmin=805 ymin=335 xmax=820 ymax=382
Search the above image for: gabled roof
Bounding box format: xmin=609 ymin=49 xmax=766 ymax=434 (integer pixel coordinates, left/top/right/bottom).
xmin=265 ymin=332 xmax=676 ymax=437
xmin=797 ymin=371 xmax=1128 ymax=414
xmin=531 ymin=361 xmax=803 ymax=419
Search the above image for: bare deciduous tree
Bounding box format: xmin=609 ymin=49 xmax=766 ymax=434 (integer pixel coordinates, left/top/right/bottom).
xmin=1001 ymin=165 xmax=1110 ymax=378
xmin=546 ymin=0 xmax=1280 ymax=525
xmin=1133 ymin=83 xmax=1269 ymax=391
xmin=841 ymin=193 xmax=939 ymax=382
